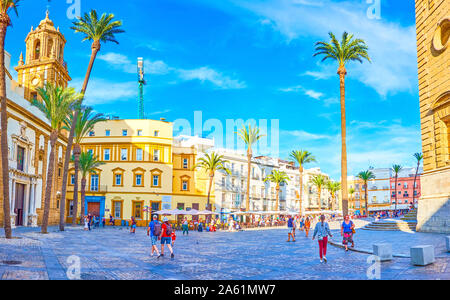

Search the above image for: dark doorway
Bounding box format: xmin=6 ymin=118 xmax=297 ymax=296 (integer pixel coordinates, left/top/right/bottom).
xmin=15 ymin=184 xmax=25 ymax=226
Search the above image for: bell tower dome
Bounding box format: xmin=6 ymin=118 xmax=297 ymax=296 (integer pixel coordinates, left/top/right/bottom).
xmin=14 ymin=10 xmax=71 ymax=101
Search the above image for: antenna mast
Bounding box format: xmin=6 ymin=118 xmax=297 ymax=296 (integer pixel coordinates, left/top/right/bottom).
xmin=137 ymin=57 xmax=146 ymax=119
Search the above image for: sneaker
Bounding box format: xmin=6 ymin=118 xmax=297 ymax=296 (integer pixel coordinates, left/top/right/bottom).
xmin=157 ymin=254 xmax=164 ymax=259
xmin=171 ymin=253 xmax=175 ymax=259
xmin=323 ymin=257 xmax=327 ymax=263
xmin=320 ymin=259 xmax=323 ymax=263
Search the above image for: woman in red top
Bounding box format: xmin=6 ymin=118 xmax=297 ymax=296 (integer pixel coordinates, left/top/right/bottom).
xmin=159 ymin=217 xmax=174 ymax=259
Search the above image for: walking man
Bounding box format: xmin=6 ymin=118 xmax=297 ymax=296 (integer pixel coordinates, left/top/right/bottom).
xmin=312 ymin=215 xmax=333 ymax=263
xmin=147 ymin=215 xmax=161 ymax=257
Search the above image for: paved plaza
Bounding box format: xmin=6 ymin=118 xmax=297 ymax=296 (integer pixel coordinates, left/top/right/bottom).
xmin=0 ymin=225 xmax=449 ymax=280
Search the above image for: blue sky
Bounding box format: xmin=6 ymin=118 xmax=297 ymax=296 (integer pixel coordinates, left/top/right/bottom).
xmin=6 ymin=0 xmax=421 ymax=180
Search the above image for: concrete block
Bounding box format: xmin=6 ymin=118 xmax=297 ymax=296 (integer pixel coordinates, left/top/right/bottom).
xmin=410 ymin=245 xmax=435 ymax=266
xmin=373 ymin=244 xmax=393 ymax=261
xmin=446 ymin=236 xmax=450 ymax=252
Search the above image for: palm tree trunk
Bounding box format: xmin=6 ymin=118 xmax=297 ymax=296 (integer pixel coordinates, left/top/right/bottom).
xmin=80 ymin=177 xmax=86 ymax=221
xmin=338 ymin=66 xmax=349 ymax=217
xmin=206 ymin=174 xmax=214 ymax=209
xmin=413 ymin=163 xmax=419 ymax=206
xmin=71 ymin=144 xmax=81 ymax=225
xmin=41 ymin=131 xmax=58 ymax=234
xmin=299 ymin=168 xmax=303 ymax=216
xmin=318 ymin=187 xmax=322 ymax=210
xmin=0 ymin=19 xmax=12 ymax=239
xmin=365 ymin=183 xmax=369 ymax=217
xmin=246 ymin=149 xmax=252 ymax=212
xmin=60 ymin=41 xmax=100 ymax=230
xmin=394 ymin=176 xmax=398 ymax=215
xmin=275 ymin=186 xmax=280 ymax=212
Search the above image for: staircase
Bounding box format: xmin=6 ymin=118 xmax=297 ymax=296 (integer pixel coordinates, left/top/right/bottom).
xmin=362 ymin=209 xmax=417 ymax=232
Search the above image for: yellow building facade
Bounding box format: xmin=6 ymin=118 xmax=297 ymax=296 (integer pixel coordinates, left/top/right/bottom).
xmin=66 ymin=121 xmax=212 ymax=226
xmin=415 ymin=0 xmax=450 ymax=233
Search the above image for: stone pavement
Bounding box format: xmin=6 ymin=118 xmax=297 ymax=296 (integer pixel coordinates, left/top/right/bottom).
xmin=0 ymin=226 xmax=448 ymax=280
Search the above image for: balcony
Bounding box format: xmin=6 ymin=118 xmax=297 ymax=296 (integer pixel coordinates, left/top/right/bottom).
xmin=89 ymin=185 xmax=108 ymax=194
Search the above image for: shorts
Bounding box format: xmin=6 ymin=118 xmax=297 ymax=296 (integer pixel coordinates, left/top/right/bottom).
xmin=161 ymin=237 xmax=172 ymax=245
xmin=132 ymin=224 xmax=136 ymax=229
xmin=288 ymin=228 xmax=295 ymax=234
xmin=150 ymin=236 xmax=158 ymax=246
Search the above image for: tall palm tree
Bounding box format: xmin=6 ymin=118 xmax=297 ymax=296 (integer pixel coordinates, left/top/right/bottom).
xmin=78 ymin=152 xmax=104 ymax=220
xmin=32 ymin=84 xmax=81 ymax=234
xmin=0 ymin=0 xmax=20 ymax=239
xmin=237 ymin=124 xmax=264 ymax=212
xmin=59 ymin=10 xmax=124 ymax=231
xmin=326 ymin=181 xmax=341 ymax=210
xmin=289 ymin=150 xmax=316 ymax=216
xmin=62 ymin=107 xmax=105 ymax=226
xmin=357 ymin=170 xmax=376 ymax=217
xmin=264 ymin=170 xmax=290 ymax=212
xmin=194 ymin=152 xmax=231 ymax=211
xmin=314 ymin=32 xmax=370 ymax=216
xmin=348 ymin=187 xmax=356 ymax=209
xmin=310 ymin=175 xmax=328 ymax=211
xmin=412 ymin=153 xmax=423 ymax=206
xmin=392 ymin=165 xmax=403 ymax=216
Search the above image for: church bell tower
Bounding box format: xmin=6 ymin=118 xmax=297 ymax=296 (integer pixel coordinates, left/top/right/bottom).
xmin=14 ymin=10 xmax=71 ymax=101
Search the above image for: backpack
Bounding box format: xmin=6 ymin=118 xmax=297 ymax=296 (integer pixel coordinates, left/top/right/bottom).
xmin=165 ymin=223 xmax=173 ymax=236
xmin=153 ymin=222 xmax=162 ymax=237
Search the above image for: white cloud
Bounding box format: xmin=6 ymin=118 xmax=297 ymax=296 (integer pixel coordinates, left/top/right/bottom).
xmin=72 ymin=78 xmax=137 ymax=106
xmin=97 ymin=52 xmax=244 ymax=89
xmin=221 ymin=0 xmax=417 ymax=97
xmin=304 ymin=89 xmax=323 ymax=100
xmin=177 ymin=67 xmax=246 ymax=89
xmin=98 ymin=52 xmax=171 ymax=75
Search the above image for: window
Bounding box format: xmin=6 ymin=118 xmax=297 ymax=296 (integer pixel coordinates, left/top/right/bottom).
xmin=113 ymin=201 xmax=122 ymax=219
xmin=136 ymin=148 xmax=143 ymax=161
xmin=137 ymin=130 xmax=143 ymax=136
xmin=121 ymin=149 xmax=128 ymax=161
xmin=182 ymin=180 xmax=189 ymax=191
xmin=31 ymin=92 xmax=38 ymax=100
xmin=70 ymin=174 xmax=75 ymax=185
xmin=112 ymin=168 xmax=124 ymax=187
xmin=183 ymin=158 xmax=189 ymax=169
xmin=404 ymin=183 xmax=408 ymax=189
xmin=151 ymin=169 xmax=162 ymax=188
xmin=89 ymin=131 xmax=95 ymax=137
xmin=115 ymin=174 xmax=122 ymax=186
xmin=87 ymin=149 xmax=94 ymax=156
xmin=104 ymin=149 xmax=111 ymax=161
xmin=133 ymin=202 xmax=143 ymax=219
xmin=68 ymin=200 xmax=74 ymax=217
xmin=153 ymin=175 xmax=160 ymax=187
xmin=105 ymin=130 xmax=111 ymax=137
xmin=122 ymin=130 xmax=128 ymax=136
xmin=135 ymin=174 xmax=142 ymax=186
xmin=153 ymin=149 xmax=160 ymax=162
xmin=90 ymin=174 xmax=99 ymax=192
xmin=222 ymin=178 xmax=225 ymax=186
xmin=154 ymin=130 xmax=159 ymax=137
xmin=17 ymin=146 xmax=25 ymax=172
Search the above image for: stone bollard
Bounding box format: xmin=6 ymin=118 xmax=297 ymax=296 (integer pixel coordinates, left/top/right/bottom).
xmin=373 ymin=244 xmax=393 ymax=261
xmin=446 ymin=236 xmax=450 ymax=252
xmin=410 ymin=245 xmax=435 ymax=266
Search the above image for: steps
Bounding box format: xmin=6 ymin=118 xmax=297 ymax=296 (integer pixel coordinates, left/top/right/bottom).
xmin=362 ymin=209 xmax=418 ymax=232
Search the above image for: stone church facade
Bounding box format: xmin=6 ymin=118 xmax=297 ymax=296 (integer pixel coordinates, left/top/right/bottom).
xmin=415 ymin=0 xmax=450 ymax=233
xmin=0 ymin=12 xmax=69 ymax=228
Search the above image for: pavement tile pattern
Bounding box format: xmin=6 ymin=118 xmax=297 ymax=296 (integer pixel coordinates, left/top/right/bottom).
xmin=0 ymin=225 xmax=448 ymax=280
